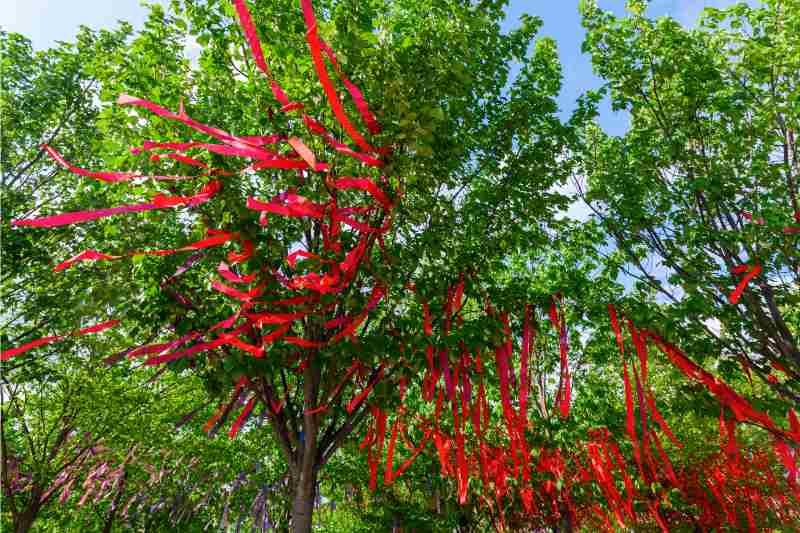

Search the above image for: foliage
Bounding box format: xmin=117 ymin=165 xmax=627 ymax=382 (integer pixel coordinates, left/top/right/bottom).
xmin=576 ymin=0 xmax=800 ymax=402
xmin=2 ymin=0 xmax=800 ymax=532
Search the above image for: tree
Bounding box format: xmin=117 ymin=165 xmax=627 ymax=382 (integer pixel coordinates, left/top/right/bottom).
xmin=576 ymin=0 xmax=800 ymax=403
xmin=1 ymin=26 xmax=133 ymax=369
xmin=2 ymin=352 xmax=175 ymax=532
xmin=5 ymin=0 xmax=569 ymax=530
xmin=1 ymin=340 xmax=291 ymax=533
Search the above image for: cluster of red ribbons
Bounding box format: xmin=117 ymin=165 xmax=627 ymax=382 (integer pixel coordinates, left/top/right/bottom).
xmin=353 ymin=278 xmax=574 ymax=522
xmin=7 ymin=0 xmax=392 ymax=367
xmin=5 ymin=0 xmax=401 ymax=456
xmin=355 ymin=297 xmax=799 ymax=531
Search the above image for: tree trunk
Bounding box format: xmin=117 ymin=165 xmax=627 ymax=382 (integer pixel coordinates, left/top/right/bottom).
xmin=289 ymin=350 xmax=322 ymax=533
xmin=558 ymin=503 xmax=574 ymax=533
xmin=290 ymin=467 xmax=317 ymax=533
xmin=102 ymin=469 xmax=127 ymax=533
xmin=14 ymin=504 xmax=39 ymax=533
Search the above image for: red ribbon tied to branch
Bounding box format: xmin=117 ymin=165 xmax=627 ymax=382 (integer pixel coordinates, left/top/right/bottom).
xmin=1 ymin=320 xmax=119 ymax=361
xmin=728 ymin=263 xmax=761 ymax=305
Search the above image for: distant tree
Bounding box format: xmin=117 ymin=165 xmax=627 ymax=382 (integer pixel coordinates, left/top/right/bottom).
xmin=576 ymin=0 xmax=800 ymax=402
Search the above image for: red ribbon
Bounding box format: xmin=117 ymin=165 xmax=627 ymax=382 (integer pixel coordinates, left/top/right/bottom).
xmin=728 ymin=263 xmax=761 ymax=304
xmin=1 ymin=320 xmax=119 ymax=361
xmin=316 ymin=38 xmax=382 ymax=135
xmin=43 ymin=144 xmax=199 ymax=182
xmin=519 ymin=304 xmax=532 ymax=427
xmin=300 ymin=0 xmax=377 ymax=154
xmin=302 ymin=115 xmax=384 ymax=166
xmin=391 ymin=430 xmax=431 ymax=481
xmin=228 ymin=396 xmax=256 ymax=438
xmin=347 ymin=366 xmax=384 ymax=414
xmin=232 ymin=0 xmax=304 ymax=112
xmin=53 ymin=250 xmax=121 ymax=272
xmin=13 ymin=181 xmax=222 ymax=228
xmin=330 ymin=178 xmax=392 ymax=209
xmin=643 ymin=331 xmax=789 ymax=440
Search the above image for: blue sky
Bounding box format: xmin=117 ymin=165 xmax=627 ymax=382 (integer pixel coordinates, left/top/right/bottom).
xmin=4 ymin=0 xmax=745 ymax=136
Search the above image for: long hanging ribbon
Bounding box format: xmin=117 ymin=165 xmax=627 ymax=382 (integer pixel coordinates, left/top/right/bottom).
xmin=432 ymin=431 xmax=452 ymax=477
xmin=13 ymin=202 xmax=160 ymax=228
xmin=550 ymin=298 xmax=571 ymax=418
xmin=650 ymin=429 xmax=679 ymax=487
xmin=232 ymin=0 xmax=303 ymax=112
xmin=222 ymin=336 xmax=264 ymax=358
xmin=631 ymin=361 xmax=648 ymax=455
xmin=519 ymin=305 xmax=532 ymax=427
xmin=423 ymin=345 xmax=437 ymax=401
xmin=54 ymin=230 xmax=237 ymax=271
xmin=328 ymin=287 xmax=385 ymax=343
xmin=493 ymin=327 xmax=517 ymax=448
xmin=390 ymin=430 xmax=431 ymax=481
xmin=626 ymin=319 xmax=648 ymax=384
xmin=330 ymin=178 xmax=392 ymax=209
xmin=622 ymin=361 xmax=646 ymax=481
xmin=211 ymin=280 xmax=264 ymax=302
xmin=607 ymin=441 xmax=635 ymax=520
xmin=128 ymin=332 xmax=200 ymax=359
xmin=302 ymin=115 xmax=383 ymax=167
xmin=369 ymin=407 xmax=386 ymax=491
xmin=383 ymin=418 xmax=401 ymax=486
xmin=455 ymin=419 xmax=468 ymax=504
xmin=642 ymin=330 xmax=789 ymax=439
xmin=300 ymin=0 xmax=377 ymax=154
xmin=608 ymin=304 xmax=626 ymax=356
xmin=118 ymin=94 xmax=260 ymax=148
xmin=145 ymin=322 xmax=248 ymax=366
xmin=42 ymin=144 xmax=198 ymax=182
xmin=459 ymin=351 xmax=472 ymax=426
xmin=54 ymin=250 xmax=121 ymax=272
xmin=246 ymin=311 xmax=306 ymax=327
xmin=144 ymin=337 xmax=226 ymax=366
xmin=316 ymin=38 xmax=382 ymax=135
xmin=148 ymin=152 xmax=208 ymax=168
xmin=151 ymin=180 xmax=222 ymax=207
xmin=646 ymin=391 xmax=682 ymax=448
xmin=347 ymin=365 xmax=385 ymax=414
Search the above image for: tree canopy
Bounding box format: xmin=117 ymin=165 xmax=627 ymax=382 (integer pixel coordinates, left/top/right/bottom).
xmin=2 ymin=1 xmax=798 ymax=532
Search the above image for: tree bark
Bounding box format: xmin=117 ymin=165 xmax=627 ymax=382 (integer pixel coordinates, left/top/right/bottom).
xmin=290 ymin=467 xmax=317 ymax=533
xmin=559 ymin=503 xmax=574 ymax=533
xmin=290 ymin=344 xmax=322 ymax=533
xmin=14 ymin=502 xmax=39 ymax=533
xmin=102 ymin=469 xmax=127 ymax=533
